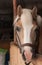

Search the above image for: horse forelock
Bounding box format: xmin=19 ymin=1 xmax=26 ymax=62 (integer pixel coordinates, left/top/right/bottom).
xmin=21 ymin=9 xmax=33 ymax=27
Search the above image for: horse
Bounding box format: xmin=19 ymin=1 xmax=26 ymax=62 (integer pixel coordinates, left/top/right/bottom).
xmin=10 ymin=5 xmax=42 ymax=65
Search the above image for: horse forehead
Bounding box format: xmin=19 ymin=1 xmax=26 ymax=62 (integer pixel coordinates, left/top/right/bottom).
xmin=22 ymin=9 xmax=32 ymax=16
xmin=20 ymin=9 xmax=33 ymax=28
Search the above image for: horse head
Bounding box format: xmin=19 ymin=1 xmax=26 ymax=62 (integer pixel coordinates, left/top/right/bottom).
xmin=13 ymin=5 xmax=42 ymax=65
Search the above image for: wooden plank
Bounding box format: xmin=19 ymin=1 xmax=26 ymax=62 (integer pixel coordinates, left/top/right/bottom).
xmin=13 ymin=0 xmax=17 ymax=18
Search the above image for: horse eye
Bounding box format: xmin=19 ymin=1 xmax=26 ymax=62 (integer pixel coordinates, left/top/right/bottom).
xmin=16 ymin=26 xmax=21 ymax=32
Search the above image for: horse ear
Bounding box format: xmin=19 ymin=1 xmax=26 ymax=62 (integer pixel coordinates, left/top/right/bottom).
xmin=17 ymin=5 xmax=22 ymax=16
xmin=32 ymin=6 xmax=37 ymax=19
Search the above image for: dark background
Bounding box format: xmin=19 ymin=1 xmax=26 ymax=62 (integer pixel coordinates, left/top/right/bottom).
xmin=0 ymin=0 xmax=13 ymax=41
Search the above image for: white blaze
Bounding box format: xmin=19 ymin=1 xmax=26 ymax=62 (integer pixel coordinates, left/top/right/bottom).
xmin=21 ymin=9 xmax=33 ymax=43
xmin=23 ymin=26 xmax=33 ymax=43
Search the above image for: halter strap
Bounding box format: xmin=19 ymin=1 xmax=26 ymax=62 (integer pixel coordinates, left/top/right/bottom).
xmin=21 ymin=43 xmax=33 ymax=48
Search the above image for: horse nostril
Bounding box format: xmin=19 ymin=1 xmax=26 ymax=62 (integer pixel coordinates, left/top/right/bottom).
xmin=16 ymin=26 xmax=21 ymax=31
